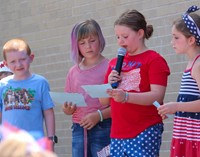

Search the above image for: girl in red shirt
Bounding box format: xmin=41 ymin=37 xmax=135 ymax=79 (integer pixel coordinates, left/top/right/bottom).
xmin=100 ymin=9 xmax=170 ymax=157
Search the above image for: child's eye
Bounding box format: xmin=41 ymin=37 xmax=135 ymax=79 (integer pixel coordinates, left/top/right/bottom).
xmin=172 ymin=34 xmax=179 ymax=40
xmin=20 ymin=58 xmax=26 ymax=61
xmin=173 ymin=36 xmax=179 ymax=39
xmin=79 ymin=42 xmax=85 ymax=45
xmin=90 ymin=40 xmax=95 ymax=42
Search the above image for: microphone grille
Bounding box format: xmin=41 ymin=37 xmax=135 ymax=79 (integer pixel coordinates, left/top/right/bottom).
xmin=118 ymin=47 xmax=126 ymax=56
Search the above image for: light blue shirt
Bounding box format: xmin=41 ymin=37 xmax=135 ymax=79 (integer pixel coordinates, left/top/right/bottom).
xmin=0 ymin=74 xmax=54 ymax=138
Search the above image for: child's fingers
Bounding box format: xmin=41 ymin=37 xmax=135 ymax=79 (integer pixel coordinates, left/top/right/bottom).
xmin=63 ymin=101 xmax=71 ymax=108
xmin=162 ymin=115 xmax=167 ymax=120
xmin=70 ymin=104 xmax=77 ymax=111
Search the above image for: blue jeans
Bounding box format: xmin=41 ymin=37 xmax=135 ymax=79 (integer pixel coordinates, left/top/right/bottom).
xmin=72 ymin=118 xmax=111 ymax=157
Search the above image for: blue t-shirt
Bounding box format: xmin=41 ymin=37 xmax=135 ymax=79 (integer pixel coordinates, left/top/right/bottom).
xmin=0 ymin=74 xmax=54 ymax=138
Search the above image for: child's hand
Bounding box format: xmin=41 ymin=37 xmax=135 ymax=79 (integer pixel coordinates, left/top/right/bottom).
xmin=157 ymin=102 xmax=178 ymax=118
xmin=160 ymin=114 xmax=168 ymax=120
xmin=79 ymin=112 xmax=100 ymax=130
xmin=107 ymin=89 xmax=126 ymax=103
xmin=108 ymin=70 xmax=121 ymax=84
xmin=62 ymin=102 xmax=76 ymax=115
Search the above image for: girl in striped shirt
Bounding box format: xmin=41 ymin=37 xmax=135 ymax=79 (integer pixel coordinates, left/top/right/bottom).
xmin=158 ymin=5 xmax=200 ymax=157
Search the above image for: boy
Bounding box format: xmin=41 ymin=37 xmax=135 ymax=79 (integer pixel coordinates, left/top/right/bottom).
xmin=0 ymin=38 xmax=57 ymax=145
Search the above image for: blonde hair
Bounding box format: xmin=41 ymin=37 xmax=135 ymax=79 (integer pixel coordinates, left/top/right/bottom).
xmin=0 ymin=139 xmax=57 ymax=157
xmin=3 ymin=38 xmax=31 ymax=60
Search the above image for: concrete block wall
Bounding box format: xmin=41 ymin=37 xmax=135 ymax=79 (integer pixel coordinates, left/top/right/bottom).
xmin=0 ymin=0 xmax=199 ymax=156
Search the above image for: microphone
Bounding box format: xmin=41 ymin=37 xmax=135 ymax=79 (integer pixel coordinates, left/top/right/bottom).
xmin=111 ymin=47 xmax=126 ymax=89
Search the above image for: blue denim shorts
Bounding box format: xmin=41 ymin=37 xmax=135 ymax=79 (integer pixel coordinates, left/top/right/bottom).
xmin=72 ymin=118 xmax=111 ymax=157
xmin=110 ymin=123 xmax=163 ymax=157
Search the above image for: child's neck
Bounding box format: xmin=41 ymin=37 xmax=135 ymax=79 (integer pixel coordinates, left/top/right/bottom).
xmin=186 ymin=47 xmax=200 ymax=63
xmin=79 ymin=55 xmax=104 ymax=70
xmin=13 ymin=72 xmax=32 ymax=81
xmin=128 ymin=45 xmax=148 ymax=56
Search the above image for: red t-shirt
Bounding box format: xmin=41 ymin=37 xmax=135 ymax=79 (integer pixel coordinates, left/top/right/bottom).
xmin=104 ymin=50 xmax=170 ymax=138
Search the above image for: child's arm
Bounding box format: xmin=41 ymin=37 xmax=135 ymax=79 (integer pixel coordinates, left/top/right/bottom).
xmin=98 ymin=106 xmax=111 ymax=121
xmin=106 ymin=84 xmax=166 ymax=106
xmin=43 ymin=108 xmax=56 ymax=138
xmin=79 ymin=107 xmax=111 ymax=130
xmin=99 ymin=97 xmax=110 ymax=105
xmin=158 ymin=100 xmax=200 ymax=115
xmin=125 ymin=84 xmax=166 ymax=105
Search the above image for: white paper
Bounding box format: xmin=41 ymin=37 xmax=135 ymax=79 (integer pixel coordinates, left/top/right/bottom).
xmin=81 ymin=83 xmax=112 ymax=98
xmin=49 ymin=92 xmax=87 ymax=106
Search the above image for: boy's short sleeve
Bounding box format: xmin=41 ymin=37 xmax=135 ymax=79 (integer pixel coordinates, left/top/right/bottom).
xmin=41 ymin=79 xmax=55 ymax=110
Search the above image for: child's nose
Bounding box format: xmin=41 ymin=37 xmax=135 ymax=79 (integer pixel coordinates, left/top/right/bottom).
xmin=85 ymin=43 xmax=91 ymax=48
xmin=16 ymin=61 xmax=22 ymax=67
xmin=118 ymin=38 xmax=124 ymax=45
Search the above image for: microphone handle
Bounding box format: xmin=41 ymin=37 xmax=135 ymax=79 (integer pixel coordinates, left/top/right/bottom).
xmin=111 ymin=82 xmax=118 ymax=89
xmin=111 ymin=55 xmax=124 ymax=89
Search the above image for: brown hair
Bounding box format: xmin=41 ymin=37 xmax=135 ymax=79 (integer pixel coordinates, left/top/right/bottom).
xmin=114 ymin=9 xmax=153 ymax=39
xmin=71 ymin=19 xmax=105 ymax=64
xmin=3 ymin=38 xmax=31 ymax=60
xmin=173 ymin=13 xmax=200 ymax=38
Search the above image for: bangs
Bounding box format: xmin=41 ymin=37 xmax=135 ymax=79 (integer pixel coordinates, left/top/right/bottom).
xmin=78 ymin=24 xmax=97 ymax=40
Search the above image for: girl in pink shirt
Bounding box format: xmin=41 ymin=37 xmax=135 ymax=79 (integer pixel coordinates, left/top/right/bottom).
xmin=62 ymin=19 xmax=111 ymax=157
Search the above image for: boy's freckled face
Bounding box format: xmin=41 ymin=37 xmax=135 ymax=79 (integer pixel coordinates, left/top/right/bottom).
xmin=6 ymin=50 xmax=27 ymax=60
xmin=5 ymin=50 xmax=33 ymax=76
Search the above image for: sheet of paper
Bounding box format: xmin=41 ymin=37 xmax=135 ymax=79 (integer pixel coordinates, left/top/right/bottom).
xmin=81 ymin=83 xmax=112 ymax=98
xmin=49 ymin=92 xmax=87 ymax=107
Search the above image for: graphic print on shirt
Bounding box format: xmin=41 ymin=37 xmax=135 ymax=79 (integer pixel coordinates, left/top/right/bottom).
xmin=117 ymin=60 xmax=142 ymax=91
xmin=119 ymin=68 xmax=141 ymax=91
xmin=3 ymin=87 xmax=35 ymax=111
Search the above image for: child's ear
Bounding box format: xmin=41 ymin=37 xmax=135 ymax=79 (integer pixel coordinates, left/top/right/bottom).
xmin=30 ymin=53 xmax=34 ymax=62
xmin=188 ymin=36 xmax=196 ymax=45
xmin=138 ymin=29 xmax=145 ymax=40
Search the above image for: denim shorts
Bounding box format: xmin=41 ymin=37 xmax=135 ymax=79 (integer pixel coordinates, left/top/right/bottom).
xmin=110 ymin=123 xmax=163 ymax=157
xmin=72 ymin=118 xmax=111 ymax=157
